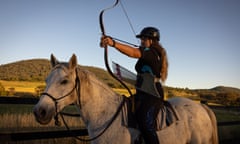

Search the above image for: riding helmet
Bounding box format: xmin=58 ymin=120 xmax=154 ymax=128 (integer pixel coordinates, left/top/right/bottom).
xmin=136 ymin=27 xmax=160 ymax=41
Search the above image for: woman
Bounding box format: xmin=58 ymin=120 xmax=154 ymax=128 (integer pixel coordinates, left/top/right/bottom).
xmin=100 ymin=27 xmax=168 ymax=144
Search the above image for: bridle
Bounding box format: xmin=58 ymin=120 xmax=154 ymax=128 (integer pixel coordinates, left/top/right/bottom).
xmin=41 ymin=67 xmax=81 ymax=126
xmin=41 ymin=65 xmax=126 ymax=142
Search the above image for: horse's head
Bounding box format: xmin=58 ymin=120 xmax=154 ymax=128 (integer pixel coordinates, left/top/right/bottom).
xmin=34 ymin=54 xmax=79 ymax=125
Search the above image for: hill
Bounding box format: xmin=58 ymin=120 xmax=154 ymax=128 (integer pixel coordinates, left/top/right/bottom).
xmin=0 ymin=59 xmax=50 ymax=81
xmin=210 ymin=86 xmax=240 ymax=94
xmin=0 ymin=59 xmax=130 ymax=89
xmin=192 ymin=86 xmax=240 ymax=106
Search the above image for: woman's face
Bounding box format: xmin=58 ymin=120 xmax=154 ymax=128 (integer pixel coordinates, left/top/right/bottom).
xmin=140 ymin=37 xmax=152 ymax=48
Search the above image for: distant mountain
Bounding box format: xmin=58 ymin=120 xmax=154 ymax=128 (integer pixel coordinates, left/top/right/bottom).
xmin=210 ymin=86 xmax=240 ymax=94
xmin=191 ymin=86 xmax=240 ymax=106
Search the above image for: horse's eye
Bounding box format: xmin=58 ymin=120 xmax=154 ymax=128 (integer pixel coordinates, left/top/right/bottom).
xmin=61 ymin=79 xmax=68 ymax=85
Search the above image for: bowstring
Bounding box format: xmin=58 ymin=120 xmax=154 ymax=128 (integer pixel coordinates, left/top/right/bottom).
xmin=118 ymin=0 xmax=136 ymax=112
xmin=119 ymin=0 xmax=136 ymax=37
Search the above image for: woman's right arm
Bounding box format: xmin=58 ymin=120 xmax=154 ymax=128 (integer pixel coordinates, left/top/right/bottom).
xmin=114 ymin=41 xmax=141 ymax=58
xmin=100 ymin=36 xmax=141 ymax=58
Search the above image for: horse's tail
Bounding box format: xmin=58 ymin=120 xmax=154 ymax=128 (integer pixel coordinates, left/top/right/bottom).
xmin=201 ymin=104 xmax=219 ymax=144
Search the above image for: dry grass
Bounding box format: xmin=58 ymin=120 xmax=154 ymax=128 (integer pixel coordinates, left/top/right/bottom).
xmin=0 ymin=113 xmax=41 ymax=129
xmin=0 ymin=113 xmax=85 ymax=130
xmin=1 ymin=81 xmax=240 ymax=143
xmin=0 ymin=106 xmax=88 ymax=144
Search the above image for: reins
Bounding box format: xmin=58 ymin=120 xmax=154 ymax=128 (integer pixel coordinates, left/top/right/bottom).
xmin=62 ymin=95 xmax=126 ymax=142
xmin=71 ymin=68 xmax=126 ymax=142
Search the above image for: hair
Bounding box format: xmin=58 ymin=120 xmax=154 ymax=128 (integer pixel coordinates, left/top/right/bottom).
xmin=152 ymin=40 xmax=168 ymax=83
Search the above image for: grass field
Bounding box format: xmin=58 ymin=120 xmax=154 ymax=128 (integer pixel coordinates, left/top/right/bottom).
xmin=0 ymin=104 xmax=88 ymax=143
xmin=0 ymin=80 xmax=45 ymax=93
xmin=0 ymin=104 xmax=240 ymax=143
xmin=1 ymin=80 xmax=240 ymax=143
xmin=0 ymin=80 xmax=134 ymax=96
xmin=213 ymin=108 xmax=240 ymax=143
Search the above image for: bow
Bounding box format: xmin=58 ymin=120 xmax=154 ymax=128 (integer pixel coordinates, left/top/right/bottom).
xmin=99 ymin=0 xmax=133 ymax=97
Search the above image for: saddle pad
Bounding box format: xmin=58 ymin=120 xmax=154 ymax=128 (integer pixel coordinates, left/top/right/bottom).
xmin=155 ymin=101 xmax=179 ymax=130
xmin=157 ymin=121 xmax=187 ymax=144
xmin=121 ymin=97 xmax=137 ymax=128
xmin=121 ymin=98 xmax=180 ymax=130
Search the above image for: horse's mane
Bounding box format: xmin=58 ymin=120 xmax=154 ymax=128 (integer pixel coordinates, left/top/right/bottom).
xmin=76 ymin=66 xmax=123 ymax=119
xmin=54 ymin=62 xmax=115 ymax=95
xmin=76 ymin=66 xmax=116 ymax=96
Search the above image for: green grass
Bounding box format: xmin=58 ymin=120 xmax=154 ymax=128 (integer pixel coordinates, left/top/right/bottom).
xmin=218 ymin=125 xmax=240 ymax=142
xmin=212 ymin=108 xmax=240 ymax=142
xmin=213 ymin=108 xmax=240 ymax=122
xmin=0 ymin=104 xmax=33 ymax=114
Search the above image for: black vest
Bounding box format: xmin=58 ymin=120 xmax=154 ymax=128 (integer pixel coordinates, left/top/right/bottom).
xmin=135 ymin=47 xmax=162 ymax=78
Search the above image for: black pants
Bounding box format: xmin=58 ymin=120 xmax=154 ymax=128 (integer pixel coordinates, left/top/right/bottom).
xmin=135 ymin=82 xmax=164 ymax=144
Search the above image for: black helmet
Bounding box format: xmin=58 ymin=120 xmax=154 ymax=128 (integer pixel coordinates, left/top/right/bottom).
xmin=136 ymin=27 xmax=160 ymax=41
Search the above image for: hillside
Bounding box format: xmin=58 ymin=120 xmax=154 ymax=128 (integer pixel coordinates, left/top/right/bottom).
xmin=211 ymin=86 xmax=240 ymax=94
xmin=192 ymin=86 xmax=240 ymax=106
xmin=0 ymin=59 xmax=239 ymax=106
xmin=0 ymin=59 xmax=130 ymax=89
xmin=0 ymin=59 xmax=51 ymax=81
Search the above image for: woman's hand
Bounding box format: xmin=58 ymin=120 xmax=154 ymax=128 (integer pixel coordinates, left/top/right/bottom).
xmin=100 ymin=35 xmax=115 ymax=48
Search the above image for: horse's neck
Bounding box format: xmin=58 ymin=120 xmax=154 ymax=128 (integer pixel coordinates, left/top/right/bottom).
xmin=79 ymin=70 xmax=123 ymax=129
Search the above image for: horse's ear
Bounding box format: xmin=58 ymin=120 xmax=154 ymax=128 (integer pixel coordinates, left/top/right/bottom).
xmin=50 ymin=54 xmax=59 ymax=67
xmin=69 ymin=54 xmax=77 ymax=69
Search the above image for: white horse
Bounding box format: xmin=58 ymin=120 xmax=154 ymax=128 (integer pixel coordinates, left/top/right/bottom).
xmin=34 ymin=54 xmax=218 ymax=144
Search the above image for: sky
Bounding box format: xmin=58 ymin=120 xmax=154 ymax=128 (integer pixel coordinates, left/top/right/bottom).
xmin=0 ymin=0 xmax=239 ymax=89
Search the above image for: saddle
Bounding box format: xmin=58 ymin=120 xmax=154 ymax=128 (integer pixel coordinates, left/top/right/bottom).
xmin=155 ymin=101 xmax=179 ymax=130
xmin=122 ymin=97 xmax=179 ymax=131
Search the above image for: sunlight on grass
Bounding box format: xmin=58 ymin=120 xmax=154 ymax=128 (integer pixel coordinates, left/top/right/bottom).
xmin=112 ymin=88 xmax=136 ymax=97
xmin=0 ymin=80 xmax=135 ymax=96
xmin=0 ymin=80 xmax=45 ymax=93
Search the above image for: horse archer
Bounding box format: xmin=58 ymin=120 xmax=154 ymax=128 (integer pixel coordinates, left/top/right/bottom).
xmin=34 ymin=54 xmax=218 ymax=144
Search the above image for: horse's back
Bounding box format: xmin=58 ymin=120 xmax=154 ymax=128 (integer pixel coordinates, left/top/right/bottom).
xmin=167 ymin=97 xmax=196 ymax=106
xmin=168 ymin=97 xmax=210 ymax=118
xmin=167 ymin=97 xmax=211 ymax=123
xmin=165 ymin=97 xmax=216 ymax=144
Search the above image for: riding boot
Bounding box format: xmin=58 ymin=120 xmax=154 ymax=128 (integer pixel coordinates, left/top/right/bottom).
xmin=134 ymin=133 xmax=144 ymax=144
xmin=143 ymin=130 xmax=159 ymax=144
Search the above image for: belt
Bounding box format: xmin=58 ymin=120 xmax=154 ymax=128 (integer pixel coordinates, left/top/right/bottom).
xmin=137 ymin=73 xmax=161 ymax=83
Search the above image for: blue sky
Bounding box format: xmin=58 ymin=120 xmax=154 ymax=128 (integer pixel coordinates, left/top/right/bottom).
xmin=0 ymin=0 xmax=239 ymax=89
